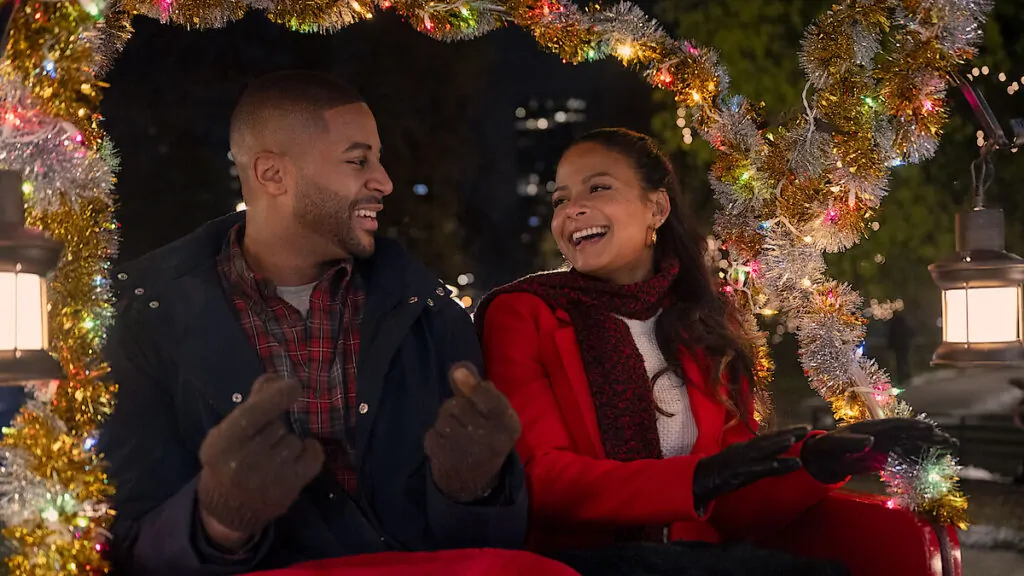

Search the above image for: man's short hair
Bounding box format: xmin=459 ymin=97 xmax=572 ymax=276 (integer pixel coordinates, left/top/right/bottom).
xmin=229 ymin=71 xmax=365 ymax=154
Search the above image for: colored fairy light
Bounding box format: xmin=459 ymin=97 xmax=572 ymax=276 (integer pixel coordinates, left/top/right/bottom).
xmin=0 ymin=2 xmax=989 ymax=571
xmin=825 ymin=207 xmax=841 ymax=224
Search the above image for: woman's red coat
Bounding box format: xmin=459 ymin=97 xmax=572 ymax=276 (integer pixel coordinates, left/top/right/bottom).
xmin=481 ymin=293 xmax=841 ymax=552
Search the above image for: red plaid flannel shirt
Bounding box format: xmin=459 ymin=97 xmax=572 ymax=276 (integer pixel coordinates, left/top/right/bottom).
xmin=217 ymin=224 xmax=364 ymax=494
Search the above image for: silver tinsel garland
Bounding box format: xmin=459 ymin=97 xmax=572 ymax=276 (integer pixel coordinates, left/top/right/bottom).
xmin=0 ymin=0 xmax=988 ymax=560
xmin=884 ymin=443 xmax=962 ymax=508
xmin=731 ymin=0 xmax=989 ymax=526
xmin=800 ymin=7 xmax=884 ymax=89
xmin=896 ymin=119 xmax=942 ymax=164
xmin=797 ymin=319 xmax=864 ymax=391
xmin=906 ymin=0 xmax=993 ymax=56
xmin=0 ymin=82 xmax=116 ymax=213
xmin=785 ymin=123 xmax=832 ymax=181
xmin=593 ymin=3 xmax=670 ymax=52
xmin=872 ymin=117 xmax=899 ymax=167
xmin=0 ymin=131 xmax=116 ymax=214
xmin=851 ymin=22 xmax=882 ymax=69
xmin=759 ymin=229 xmax=827 ymax=294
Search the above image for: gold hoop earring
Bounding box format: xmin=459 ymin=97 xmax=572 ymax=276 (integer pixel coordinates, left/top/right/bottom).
xmin=648 ymin=226 xmax=658 ymax=247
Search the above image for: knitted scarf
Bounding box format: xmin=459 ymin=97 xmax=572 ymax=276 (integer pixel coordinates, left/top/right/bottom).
xmin=476 ymin=259 xmax=680 ymax=463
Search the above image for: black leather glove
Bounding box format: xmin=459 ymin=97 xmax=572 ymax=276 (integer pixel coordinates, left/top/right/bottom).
xmin=801 ymin=418 xmax=955 ymax=484
xmin=692 ymin=426 xmax=809 ymax=513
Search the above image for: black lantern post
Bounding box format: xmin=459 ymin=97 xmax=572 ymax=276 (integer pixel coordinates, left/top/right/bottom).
xmin=929 ymin=76 xmax=1024 ymax=367
xmin=0 ymin=170 xmax=63 ymax=384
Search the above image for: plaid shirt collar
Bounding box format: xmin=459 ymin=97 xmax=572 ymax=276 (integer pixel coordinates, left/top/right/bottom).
xmin=216 ymin=222 xmax=366 ymax=494
xmin=219 ymin=223 xmax=354 ymax=310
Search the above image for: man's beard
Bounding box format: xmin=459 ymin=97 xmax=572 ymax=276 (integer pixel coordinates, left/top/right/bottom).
xmin=294 ymin=178 xmax=375 ymax=259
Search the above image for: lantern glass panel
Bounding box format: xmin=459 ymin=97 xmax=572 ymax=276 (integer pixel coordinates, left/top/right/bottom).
xmin=942 ymin=285 xmax=1022 ymax=344
xmin=0 ymin=271 xmax=48 ymax=351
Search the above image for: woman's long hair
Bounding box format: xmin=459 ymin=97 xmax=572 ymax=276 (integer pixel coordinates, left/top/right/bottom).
xmin=568 ymin=128 xmax=755 ymax=425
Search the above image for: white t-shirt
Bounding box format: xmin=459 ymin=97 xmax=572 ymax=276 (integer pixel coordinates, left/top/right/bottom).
xmin=276 ymin=282 xmax=317 ymax=317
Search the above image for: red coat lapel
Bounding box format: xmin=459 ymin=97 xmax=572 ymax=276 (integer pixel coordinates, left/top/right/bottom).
xmin=679 ymin=350 xmax=726 ymax=455
xmin=549 ymin=310 xmax=606 ymax=459
xmin=546 ymin=312 xmax=726 ymax=460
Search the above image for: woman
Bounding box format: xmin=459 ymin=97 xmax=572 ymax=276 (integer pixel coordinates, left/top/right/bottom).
xmin=475 ymin=129 xmax=950 ymax=575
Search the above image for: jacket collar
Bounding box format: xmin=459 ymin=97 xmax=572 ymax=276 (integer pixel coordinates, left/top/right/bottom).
xmin=115 ymin=212 xmax=441 ymax=314
xmin=114 ymin=213 xmax=445 ymax=418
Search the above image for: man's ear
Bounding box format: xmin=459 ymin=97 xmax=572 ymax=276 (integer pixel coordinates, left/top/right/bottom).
xmin=252 ymin=152 xmax=293 ymax=197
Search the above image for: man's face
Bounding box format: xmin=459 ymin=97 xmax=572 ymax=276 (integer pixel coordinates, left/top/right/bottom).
xmin=291 ymin=103 xmax=393 ymax=259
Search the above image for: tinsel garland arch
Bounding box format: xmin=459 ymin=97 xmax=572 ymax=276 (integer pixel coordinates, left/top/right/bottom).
xmin=0 ymin=0 xmax=992 ymax=573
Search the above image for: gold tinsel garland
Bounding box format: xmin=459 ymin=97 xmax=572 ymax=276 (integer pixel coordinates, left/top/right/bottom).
xmin=0 ymin=2 xmax=106 ymax=146
xmin=0 ymin=0 xmax=990 ymax=573
xmin=106 ymin=0 xmax=979 ymax=531
xmin=0 ymin=201 xmax=117 ymax=574
xmin=0 ymin=2 xmax=117 ymax=573
xmin=26 ymin=198 xmax=119 ymax=435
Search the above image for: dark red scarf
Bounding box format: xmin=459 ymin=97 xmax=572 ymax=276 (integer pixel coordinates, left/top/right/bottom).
xmin=476 ymin=259 xmax=680 ymax=463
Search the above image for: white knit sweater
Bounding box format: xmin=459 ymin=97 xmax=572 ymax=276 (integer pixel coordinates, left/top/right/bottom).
xmin=617 ymin=312 xmax=698 ymax=457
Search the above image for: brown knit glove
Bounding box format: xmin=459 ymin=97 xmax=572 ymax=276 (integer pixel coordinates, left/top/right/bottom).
xmin=424 ymin=363 xmax=521 ymax=502
xmin=197 ymin=375 xmax=325 ymax=537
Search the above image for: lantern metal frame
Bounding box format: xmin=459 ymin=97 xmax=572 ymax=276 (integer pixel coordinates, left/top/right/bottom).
xmin=928 ymin=75 xmax=1024 ymax=367
xmin=0 ymin=170 xmax=64 ymax=384
xmin=928 ymin=209 xmax=1024 ymax=366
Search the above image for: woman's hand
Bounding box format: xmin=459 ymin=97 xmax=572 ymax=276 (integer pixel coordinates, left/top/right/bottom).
xmin=800 ymin=418 xmax=956 ymax=485
xmin=692 ymin=426 xmax=809 ymax=513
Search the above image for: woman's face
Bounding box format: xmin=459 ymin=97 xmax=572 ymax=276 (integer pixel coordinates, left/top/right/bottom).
xmin=551 ymin=142 xmax=669 ymax=285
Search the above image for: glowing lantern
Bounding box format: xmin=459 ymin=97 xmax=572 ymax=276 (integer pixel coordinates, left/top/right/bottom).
xmin=929 ymin=207 xmax=1024 ymax=366
xmin=0 ymin=170 xmax=63 ymax=384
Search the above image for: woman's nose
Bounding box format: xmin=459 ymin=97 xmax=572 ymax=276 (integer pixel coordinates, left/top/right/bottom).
xmin=565 ymin=201 xmax=588 ymax=218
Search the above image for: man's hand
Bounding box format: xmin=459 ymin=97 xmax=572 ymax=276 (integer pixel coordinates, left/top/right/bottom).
xmin=197 ymin=375 xmax=325 ymax=550
xmin=424 ymin=362 xmax=522 ymax=503
xmin=692 ymin=426 xmax=809 ymax=512
xmin=801 ymin=418 xmax=955 ymax=484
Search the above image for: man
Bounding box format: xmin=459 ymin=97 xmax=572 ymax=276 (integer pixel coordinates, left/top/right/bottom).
xmin=100 ymin=71 xmax=527 ymax=575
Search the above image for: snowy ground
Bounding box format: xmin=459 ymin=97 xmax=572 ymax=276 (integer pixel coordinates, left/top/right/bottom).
xmin=957 ymin=481 xmax=1024 ymax=575
xmin=961 ymin=548 xmax=1024 ymax=575
xmin=900 ymin=367 xmax=1024 ymax=417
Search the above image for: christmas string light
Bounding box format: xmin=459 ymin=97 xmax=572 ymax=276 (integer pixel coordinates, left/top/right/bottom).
xmin=117 ymin=0 xmax=983 ymax=530
xmin=0 ymin=1 xmax=119 ymax=574
xmin=0 ymin=176 xmax=118 ymax=574
xmin=0 ymin=2 xmax=108 ymax=146
xmin=0 ymin=1 xmax=991 ymax=572
xmin=703 ymin=0 xmax=987 ymax=527
xmin=116 ymin=0 xmax=248 ymax=30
